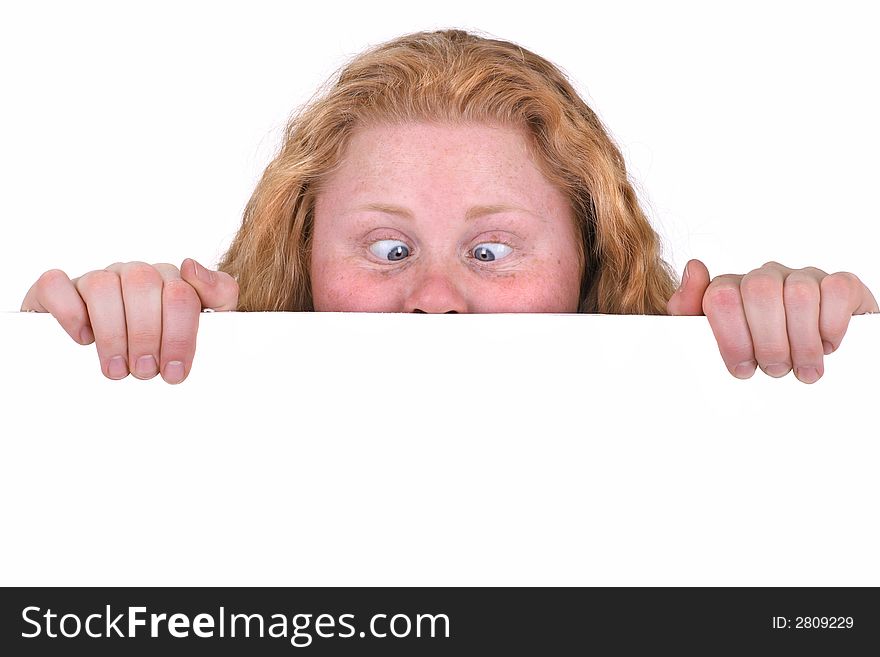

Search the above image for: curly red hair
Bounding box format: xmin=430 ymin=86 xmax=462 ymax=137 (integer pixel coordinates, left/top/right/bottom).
xmin=218 ymin=29 xmax=678 ymax=313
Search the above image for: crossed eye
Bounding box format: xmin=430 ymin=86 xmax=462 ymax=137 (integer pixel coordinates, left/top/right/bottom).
xmin=368 ymin=240 xmax=512 ymax=262
xmin=369 ymin=240 xmax=411 ymax=261
xmin=473 ymin=243 xmax=512 ymax=261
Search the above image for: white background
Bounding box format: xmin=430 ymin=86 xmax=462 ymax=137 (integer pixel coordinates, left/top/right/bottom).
xmin=1 ymin=0 xmax=878 ymax=306
xmin=1 ymin=1 xmax=879 ymax=587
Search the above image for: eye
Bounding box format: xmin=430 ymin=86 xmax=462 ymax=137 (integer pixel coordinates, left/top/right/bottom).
xmin=369 ymin=239 xmax=410 ymax=262
xmin=472 ymin=243 xmax=513 ymax=262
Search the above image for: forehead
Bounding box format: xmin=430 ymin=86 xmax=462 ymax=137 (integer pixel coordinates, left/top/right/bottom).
xmin=344 ymin=120 xmax=533 ymax=161
xmin=320 ymin=121 xmax=564 ymax=206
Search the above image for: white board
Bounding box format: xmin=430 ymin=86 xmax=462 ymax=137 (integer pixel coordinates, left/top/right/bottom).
xmin=2 ymin=311 xmax=878 ymax=586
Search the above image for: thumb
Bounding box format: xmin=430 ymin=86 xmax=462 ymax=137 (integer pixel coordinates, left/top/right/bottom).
xmin=666 ymin=258 xmax=711 ymax=316
xmin=180 ymin=258 xmax=239 ymax=311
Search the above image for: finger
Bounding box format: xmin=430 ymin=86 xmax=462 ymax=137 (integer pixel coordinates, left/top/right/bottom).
xmin=781 ymin=268 xmax=826 ymax=384
xmin=818 ymin=271 xmax=876 ymax=355
xmin=666 ymin=259 xmax=711 ymax=316
xmin=700 ymin=275 xmax=758 ymax=379
xmin=105 ymin=262 xmax=163 ymax=380
xmin=740 ymin=263 xmax=792 ymax=378
xmin=154 ymin=265 xmax=200 ymax=384
xmin=74 ymin=269 xmax=130 ymax=380
xmin=22 ymin=269 xmax=95 ymax=345
xmin=179 ymin=258 xmax=239 ymax=311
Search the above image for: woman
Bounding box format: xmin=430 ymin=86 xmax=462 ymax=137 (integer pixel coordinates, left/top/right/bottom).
xmin=20 ymin=29 xmax=878 ymax=384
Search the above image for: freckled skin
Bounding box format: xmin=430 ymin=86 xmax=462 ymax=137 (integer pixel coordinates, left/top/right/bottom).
xmin=310 ymin=121 xmax=584 ymax=313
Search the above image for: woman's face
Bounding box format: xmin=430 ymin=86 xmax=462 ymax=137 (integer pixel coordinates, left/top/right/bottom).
xmin=310 ymin=121 xmax=583 ymax=313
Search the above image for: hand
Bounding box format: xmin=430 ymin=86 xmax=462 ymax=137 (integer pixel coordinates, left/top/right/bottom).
xmin=666 ymin=259 xmax=879 ymax=383
xmin=21 ymin=259 xmax=239 ymax=384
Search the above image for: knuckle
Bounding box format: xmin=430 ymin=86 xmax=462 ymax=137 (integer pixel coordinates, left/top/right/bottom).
xmin=783 ymin=276 xmax=819 ymax=305
xmin=78 ymin=270 xmax=120 ymax=294
xmin=99 ymin=332 xmax=129 ymax=347
xmin=163 ymin=338 xmax=194 ymax=356
xmin=162 ymin=279 xmax=199 ymax=306
xmin=751 ymin=334 xmax=788 ymax=354
xmin=152 ymin=263 xmax=182 ymax=278
xmin=122 ymin=263 xmax=163 ymax=288
xmin=821 ymin=271 xmax=860 ymax=295
xmin=761 ymin=260 xmax=784 ymax=269
xmin=753 ymin=336 xmax=791 ymax=357
xmin=128 ymin=327 xmax=162 ymax=345
xmin=703 ymin=282 xmax=741 ymax=308
xmin=37 ymin=269 xmax=69 ymax=288
xmin=740 ymin=273 xmax=778 ymax=298
xmin=755 ymin=350 xmax=791 ymax=366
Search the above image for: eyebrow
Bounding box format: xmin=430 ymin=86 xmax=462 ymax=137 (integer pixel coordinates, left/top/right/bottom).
xmin=351 ymin=202 xmax=532 ymax=221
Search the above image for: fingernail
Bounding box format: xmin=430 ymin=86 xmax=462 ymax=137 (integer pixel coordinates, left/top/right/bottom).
xmin=79 ymin=326 xmax=94 ymax=344
xmin=822 ymin=341 xmax=834 ymax=355
xmin=193 ymin=259 xmax=214 ymax=284
xmin=677 ymin=263 xmax=690 ymax=294
xmin=796 ymin=366 xmax=820 ymax=384
xmin=764 ymin=363 xmax=791 ymax=378
xmin=734 ymin=360 xmax=757 ymax=379
xmin=134 ymin=355 xmax=158 ymax=379
xmin=164 ymin=360 xmax=185 ymax=384
xmin=108 ymin=356 xmax=128 ymax=379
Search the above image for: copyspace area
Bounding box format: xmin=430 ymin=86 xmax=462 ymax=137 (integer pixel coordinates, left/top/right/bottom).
xmin=1 ymin=312 xmax=878 ymax=586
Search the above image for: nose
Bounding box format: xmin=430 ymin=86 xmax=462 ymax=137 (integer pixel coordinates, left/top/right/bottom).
xmin=404 ymin=270 xmax=468 ymax=314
